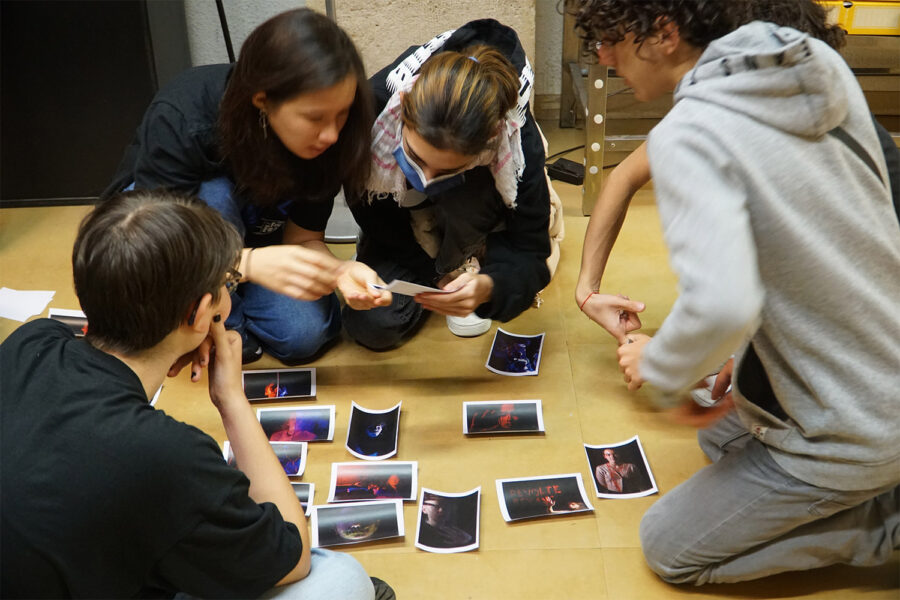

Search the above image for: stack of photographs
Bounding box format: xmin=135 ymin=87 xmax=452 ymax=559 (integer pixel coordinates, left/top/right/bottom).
xmin=584 ymin=436 xmax=658 ymax=499
xmin=243 ymin=368 xmax=315 ymax=401
xmin=486 ymin=329 xmax=545 ymax=376
xmin=311 ymin=500 xmax=404 ymax=548
xmin=415 ymin=488 xmax=480 ymax=553
xmin=463 ymin=400 xmax=544 ymax=435
xmin=345 ymin=401 xmax=401 ymax=460
xmin=257 ymin=406 xmax=335 ymax=442
xmin=496 ymin=474 xmax=593 ymax=522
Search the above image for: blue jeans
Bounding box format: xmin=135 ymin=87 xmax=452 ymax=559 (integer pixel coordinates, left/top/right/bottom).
xmin=258 ymin=549 xmax=374 ymax=600
xmin=639 ymin=409 xmax=900 ymax=584
xmin=198 ymin=177 xmax=341 ymax=363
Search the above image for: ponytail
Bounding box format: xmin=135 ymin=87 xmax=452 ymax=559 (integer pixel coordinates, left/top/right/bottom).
xmin=401 ymin=45 xmax=518 ymax=156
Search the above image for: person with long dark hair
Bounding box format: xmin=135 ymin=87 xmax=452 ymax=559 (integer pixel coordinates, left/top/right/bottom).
xmin=105 ymin=8 xmax=390 ymax=364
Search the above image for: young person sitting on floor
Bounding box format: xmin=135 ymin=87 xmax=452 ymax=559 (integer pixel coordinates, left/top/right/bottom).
xmin=0 ymin=190 xmax=390 ymax=599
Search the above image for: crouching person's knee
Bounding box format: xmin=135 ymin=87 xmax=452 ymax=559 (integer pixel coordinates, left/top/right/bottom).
xmin=639 ymin=501 xmax=706 ymax=585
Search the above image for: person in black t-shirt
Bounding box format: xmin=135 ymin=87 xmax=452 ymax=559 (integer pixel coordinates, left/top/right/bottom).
xmin=106 ymin=9 xmax=393 ymax=365
xmin=0 ymin=191 xmax=383 ymax=599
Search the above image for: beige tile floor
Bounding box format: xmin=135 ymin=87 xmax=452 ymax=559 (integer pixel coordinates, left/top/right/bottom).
xmin=0 ymin=122 xmax=897 ymax=599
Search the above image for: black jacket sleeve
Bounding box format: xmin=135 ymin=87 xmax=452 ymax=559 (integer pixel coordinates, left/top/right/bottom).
xmin=476 ymin=115 xmax=551 ymax=321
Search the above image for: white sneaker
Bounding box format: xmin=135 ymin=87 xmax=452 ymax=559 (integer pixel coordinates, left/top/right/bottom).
xmin=447 ymin=313 xmax=492 ymax=337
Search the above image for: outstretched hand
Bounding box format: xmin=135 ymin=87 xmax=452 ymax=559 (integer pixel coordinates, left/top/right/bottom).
xmin=336 ymin=261 xmax=393 ymax=310
xmin=247 ymin=245 xmax=342 ymax=300
xmin=581 ymin=293 xmax=645 ymax=344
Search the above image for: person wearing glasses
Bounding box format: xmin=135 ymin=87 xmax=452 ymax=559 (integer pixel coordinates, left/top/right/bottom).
xmin=105 ymin=9 xmax=390 ymax=365
xmin=343 ymin=19 xmax=562 ymax=349
xmin=0 ymin=191 xmax=389 ymax=599
xmin=575 ymin=0 xmax=899 ymax=345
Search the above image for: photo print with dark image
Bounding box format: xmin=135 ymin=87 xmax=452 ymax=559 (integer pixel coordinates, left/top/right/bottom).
xmin=257 ymin=406 xmax=335 ymax=442
xmin=291 ymin=482 xmax=314 ymax=516
xmin=585 ymin=435 xmax=658 ymax=499
xmin=271 ymin=441 xmax=308 ymax=477
xmin=486 ymin=328 xmax=544 ymax=376
xmin=242 ymin=368 xmax=315 ymax=401
xmin=48 ymin=308 xmax=88 ymax=337
xmin=345 ymin=401 xmax=401 ymax=460
xmin=225 ymin=441 xmax=308 ymax=476
xmin=463 ymin=400 xmax=544 ymax=434
xmin=496 ymin=473 xmax=593 ymax=522
xmin=415 ymin=487 xmax=480 ymax=553
xmin=222 ymin=441 xmax=236 ymax=467
xmin=312 ymin=500 xmax=404 ymax=548
xmin=329 ymin=461 xmax=417 ymax=502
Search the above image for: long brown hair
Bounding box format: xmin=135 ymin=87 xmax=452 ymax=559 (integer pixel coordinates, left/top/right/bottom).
xmin=401 ymin=45 xmax=519 ymax=156
xmin=219 ymin=9 xmax=373 ymax=205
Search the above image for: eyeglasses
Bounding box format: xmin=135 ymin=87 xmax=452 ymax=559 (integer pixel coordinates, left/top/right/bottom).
xmin=187 ymin=266 xmax=242 ymax=326
xmin=224 ymin=266 xmax=242 ymax=296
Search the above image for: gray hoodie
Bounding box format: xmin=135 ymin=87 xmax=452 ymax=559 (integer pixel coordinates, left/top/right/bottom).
xmin=643 ymin=22 xmax=900 ymax=491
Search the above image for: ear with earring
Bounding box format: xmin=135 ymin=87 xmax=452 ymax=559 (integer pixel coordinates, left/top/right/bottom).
xmin=258 ymin=109 xmax=268 ymax=139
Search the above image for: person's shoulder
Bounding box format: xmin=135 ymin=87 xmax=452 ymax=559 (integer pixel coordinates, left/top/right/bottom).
xmin=3 ymin=317 xmax=69 ymax=343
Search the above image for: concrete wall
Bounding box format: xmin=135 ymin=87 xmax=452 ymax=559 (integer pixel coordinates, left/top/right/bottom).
xmin=185 ymin=0 xmax=306 ymax=66
xmin=535 ymin=0 xmax=563 ymax=96
xmin=184 ymin=0 xmax=561 ymax=94
xmin=307 ymin=0 xmax=535 ymax=77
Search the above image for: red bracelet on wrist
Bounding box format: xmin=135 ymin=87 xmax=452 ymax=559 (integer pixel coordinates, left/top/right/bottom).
xmin=579 ymin=291 xmax=596 ymax=312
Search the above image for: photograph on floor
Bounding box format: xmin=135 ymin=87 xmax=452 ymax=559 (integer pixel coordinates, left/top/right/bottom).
xmin=312 ymin=500 xmax=404 ymax=548
xmin=47 ymin=308 xmax=88 ymax=337
xmin=584 ymin=436 xmax=658 ymax=499
xmin=463 ymin=400 xmax=544 ymax=434
xmin=271 ymin=441 xmax=308 ymax=477
xmin=329 ymin=461 xmax=417 ymax=502
xmin=291 ymin=482 xmax=314 ymax=516
xmin=257 ymin=405 xmax=335 ymax=442
xmin=415 ymin=487 xmax=480 ymax=553
xmin=496 ymin=473 xmax=593 ymax=522
xmin=486 ymin=328 xmax=544 ymax=376
xmin=242 ymin=368 xmax=316 ymax=401
xmin=345 ymin=401 xmax=401 ymax=460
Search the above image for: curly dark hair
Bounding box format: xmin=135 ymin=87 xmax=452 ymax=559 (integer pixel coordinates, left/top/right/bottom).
xmin=733 ymin=0 xmax=847 ymax=49
xmin=571 ymin=0 xmax=846 ymax=55
xmin=571 ymin=0 xmax=735 ymax=53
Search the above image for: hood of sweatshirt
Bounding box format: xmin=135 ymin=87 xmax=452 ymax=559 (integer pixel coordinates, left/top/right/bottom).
xmin=675 ymin=21 xmax=848 ymax=139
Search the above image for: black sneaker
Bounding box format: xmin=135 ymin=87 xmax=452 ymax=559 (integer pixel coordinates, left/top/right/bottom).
xmin=240 ymin=330 xmax=264 ymax=364
xmin=371 ymin=577 xmax=396 ymax=600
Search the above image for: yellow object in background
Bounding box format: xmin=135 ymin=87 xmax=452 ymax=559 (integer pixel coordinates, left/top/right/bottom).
xmin=821 ymin=0 xmax=900 ymax=35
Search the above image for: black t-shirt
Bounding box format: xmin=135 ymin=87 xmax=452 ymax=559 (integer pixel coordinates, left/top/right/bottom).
xmin=104 ymin=64 xmax=336 ymax=243
xmin=0 ymin=320 xmax=302 ymax=598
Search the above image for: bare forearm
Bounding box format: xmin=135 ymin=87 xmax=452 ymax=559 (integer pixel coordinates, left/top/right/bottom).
xmin=576 ymin=143 xmax=651 ymax=303
xmin=217 ymin=396 xmax=310 ymax=574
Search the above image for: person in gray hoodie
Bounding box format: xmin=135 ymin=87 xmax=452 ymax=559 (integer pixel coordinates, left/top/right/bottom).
xmin=574 ymin=0 xmax=900 ymax=586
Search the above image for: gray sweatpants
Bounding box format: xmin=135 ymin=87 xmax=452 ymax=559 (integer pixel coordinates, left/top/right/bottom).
xmin=640 ymin=410 xmax=900 ymax=585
